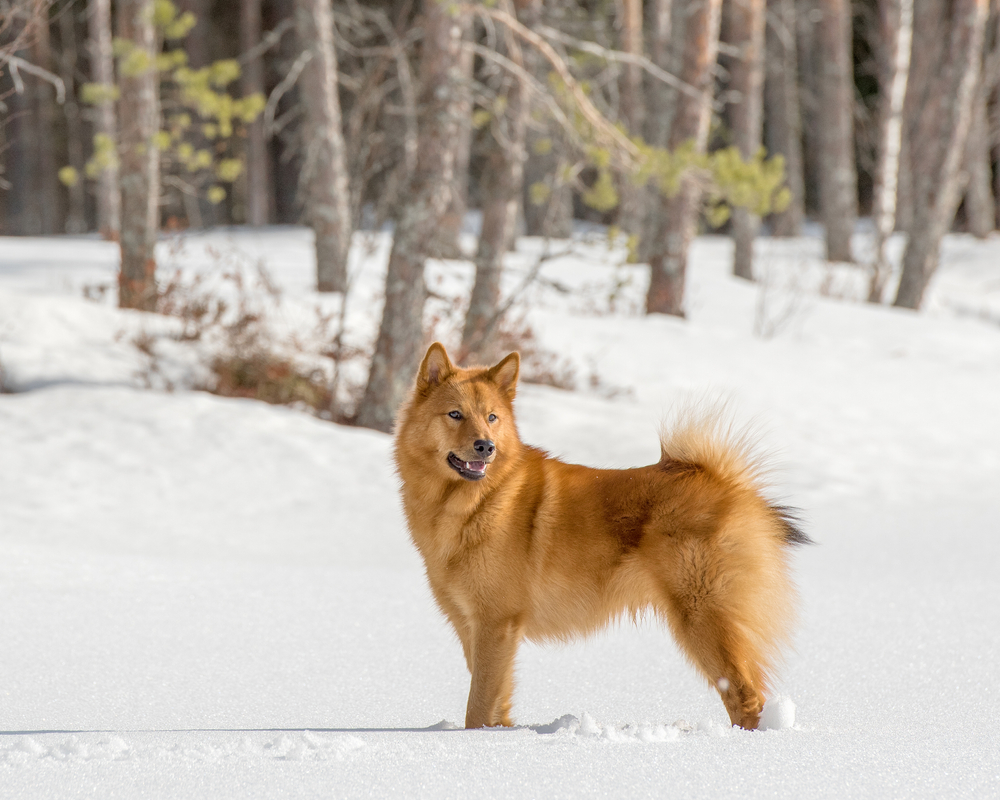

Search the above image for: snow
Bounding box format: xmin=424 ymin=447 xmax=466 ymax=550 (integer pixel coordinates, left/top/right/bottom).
xmin=2 ymin=226 xmax=1000 ymax=798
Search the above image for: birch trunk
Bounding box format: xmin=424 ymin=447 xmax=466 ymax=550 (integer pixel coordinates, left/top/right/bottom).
xmin=356 ymin=0 xmax=463 ymax=432
xmin=728 ymin=0 xmax=766 ymax=280
xmin=764 ymin=0 xmax=804 ymax=236
xmin=461 ymin=9 xmax=527 ymax=366
xmin=818 ymin=0 xmax=858 ymax=262
xmin=295 ymin=0 xmax=353 ymax=293
xmin=89 ymin=0 xmax=120 ymax=239
xmin=646 ymin=0 xmax=722 ymax=316
xmin=241 ymin=0 xmax=271 ymax=226
xmin=894 ymin=0 xmax=988 ymax=310
xmin=868 ymin=0 xmax=912 ymax=303
xmin=117 ymin=0 xmax=160 ymax=311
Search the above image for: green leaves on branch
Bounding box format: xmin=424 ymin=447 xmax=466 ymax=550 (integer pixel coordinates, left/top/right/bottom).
xmin=543 ymin=71 xmax=790 ymax=223
xmin=75 ymin=0 xmax=265 ymax=214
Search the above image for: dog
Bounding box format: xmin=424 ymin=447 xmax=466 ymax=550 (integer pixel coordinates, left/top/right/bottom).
xmin=394 ymin=343 xmax=810 ymax=730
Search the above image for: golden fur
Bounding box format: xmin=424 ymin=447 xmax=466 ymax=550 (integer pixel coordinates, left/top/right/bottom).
xmin=394 ymin=343 xmax=809 ymax=730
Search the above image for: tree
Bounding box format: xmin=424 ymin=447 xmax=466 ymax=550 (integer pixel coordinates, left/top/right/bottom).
xmin=817 ymin=0 xmax=858 ymax=263
xmin=521 ymin=0 xmax=572 ymax=239
xmin=894 ymin=0 xmax=988 ymax=309
xmin=294 ymin=0 xmax=353 ymax=293
xmin=763 ymin=0 xmax=804 ymax=236
xmin=460 ymin=2 xmax=527 ymax=366
xmin=88 ymin=0 xmax=120 ymax=238
xmin=615 ymin=0 xmax=644 ymax=241
xmin=117 ymin=0 xmax=160 ymax=311
xmin=646 ymin=0 xmax=723 ymax=316
xmin=727 ymin=0 xmax=766 ymax=280
xmin=241 ymin=0 xmax=271 ymax=226
xmin=867 ymin=0 xmax=912 ymax=303
xmin=961 ymin=80 xmax=994 ymax=239
xmin=356 ymin=0 xmax=464 ymax=432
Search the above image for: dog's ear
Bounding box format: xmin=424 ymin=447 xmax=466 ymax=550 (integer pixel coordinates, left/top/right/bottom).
xmin=488 ymin=351 xmax=520 ymax=400
xmin=417 ymin=342 xmax=454 ymax=395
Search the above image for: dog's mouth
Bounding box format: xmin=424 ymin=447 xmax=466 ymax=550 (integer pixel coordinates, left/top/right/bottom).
xmin=447 ymin=452 xmax=489 ymax=481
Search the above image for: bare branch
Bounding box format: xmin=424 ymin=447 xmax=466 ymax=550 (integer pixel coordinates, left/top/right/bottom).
xmin=263 ymin=49 xmax=313 ymax=138
xmin=6 ymin=54 xmax=66 ymax=103
xmin=532 ymin=23 xmax=711 ymax=108
xmin=238 ymin=18 xmax=294 ymax=66
xmin=458 ymin=3 xmax=640 ymax=167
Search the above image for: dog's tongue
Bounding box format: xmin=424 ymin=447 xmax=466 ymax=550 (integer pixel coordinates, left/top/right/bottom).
xmin=465 ymin=461 xmax=487 ymax=473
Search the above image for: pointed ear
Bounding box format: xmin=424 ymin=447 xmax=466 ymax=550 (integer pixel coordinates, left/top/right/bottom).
xmin=416 ymin=342 xmax=454 ymax=395
xmin=488 ymin=351 xmax=520 ymax=400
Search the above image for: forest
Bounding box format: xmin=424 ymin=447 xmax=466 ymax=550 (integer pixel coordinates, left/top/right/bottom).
xmin=1 ymin=0 xmax=997 ymax=430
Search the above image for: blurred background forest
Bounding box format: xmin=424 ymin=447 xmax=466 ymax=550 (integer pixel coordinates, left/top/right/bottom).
xmin=0 ymin=0 xmax=997 ymax=429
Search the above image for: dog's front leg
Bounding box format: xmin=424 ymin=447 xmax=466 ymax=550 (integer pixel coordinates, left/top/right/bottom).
xmin=465 ymin=619 xmax=521 ymax=728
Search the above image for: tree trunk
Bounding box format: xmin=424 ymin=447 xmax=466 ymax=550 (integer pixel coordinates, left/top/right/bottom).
xmin=241 ymin=0 xmax=271 ymax=227
xmin=764 ymin=0 xmax=805 ymax=236
xmin=797 ymin=0 xmax=823 ymax=219
xmin=178 ymin=0 xmax=218 ymax=227
xmin=461 ymin=8 xmax=527 ymax=366
xmin=868 ymin=0 xmax=912 ymax=303
xmin=117 ymin=0 xmax=160 ymax=311
xmin=437 ymin=17 xmax=473 ymax=258
xmin=616 ymin=0 xmax=644 ymax=240
xmin=58 ymin=7 xmax=87 ymax=233
xmin=356 ymin=0 xmax=464 ymax=432
xmin=295 ymin=0 xmax=353 ymax=293
xmin=522 ymin=0 xmax=572 ymax=239
xmin=727 ymin=0 xmax=766 ymax=280
xmin=646 ymin=0 xmax=722 ymax=316
xmin=89 ymin=0 xmax=120 ymax=239
xmin=638 ymin=0 xmax=673 ymax=263
xmin=817 ymin=0 xmax=858 ymax=262
xmin=962 ymin=82 xmax=994 ymax=238
xmin=894 ymin=0 xmax=988 ymax=310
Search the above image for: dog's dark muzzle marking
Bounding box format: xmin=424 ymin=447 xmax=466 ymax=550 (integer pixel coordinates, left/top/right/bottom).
xmin=448 ymin=452 xmax=490 ymax=481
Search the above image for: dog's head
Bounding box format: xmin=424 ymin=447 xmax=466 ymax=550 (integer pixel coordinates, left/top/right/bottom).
xmin=396 ymin=343 xmax=521 ymax=484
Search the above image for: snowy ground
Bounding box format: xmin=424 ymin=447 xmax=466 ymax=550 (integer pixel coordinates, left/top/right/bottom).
xmin=2 ymin=227 xmax=999 ymax=798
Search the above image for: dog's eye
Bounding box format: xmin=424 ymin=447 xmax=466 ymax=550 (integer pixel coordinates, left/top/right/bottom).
xmin=488 ymin=414 xmax=497 ymax=423
xmin=449 ymin=410 xmax=463 ymax=420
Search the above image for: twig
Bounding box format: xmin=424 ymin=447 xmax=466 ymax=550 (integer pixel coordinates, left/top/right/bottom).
xmin=458 ymin=3 xmax=639 ymax=168
xmin=238 ymin=18 xmax=294 ymax=66
xmin=264 ymin=49 xmax=312 ymax=138
xmin=532 ymin=24 xmax=710 ymax=107
xmin=5 ymin=54 xmax=65 ymax=103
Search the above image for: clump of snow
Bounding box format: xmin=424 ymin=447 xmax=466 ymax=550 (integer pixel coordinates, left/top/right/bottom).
xmin=759 ymin=695 xmax=797 ymax=730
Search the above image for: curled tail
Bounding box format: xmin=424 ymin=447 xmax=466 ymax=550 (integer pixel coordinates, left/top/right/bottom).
xmin=658 ymin=405 xmax=814 ymax=548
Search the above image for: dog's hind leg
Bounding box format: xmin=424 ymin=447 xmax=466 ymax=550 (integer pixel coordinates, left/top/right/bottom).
xmin=666 ymin=607 xmax=767 ymax=730
xmin=655 ymin=536 xmax=791 ymax=730
xmin=465 ymin=618 xmax=522 ymax=728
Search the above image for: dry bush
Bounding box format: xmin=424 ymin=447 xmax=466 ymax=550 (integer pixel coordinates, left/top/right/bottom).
xmin=108 ymin=257 xmax=366 ymax=421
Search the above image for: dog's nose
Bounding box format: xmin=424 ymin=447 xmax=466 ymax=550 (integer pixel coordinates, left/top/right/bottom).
xmin=474 ymin=439 xmax=495 ymax=457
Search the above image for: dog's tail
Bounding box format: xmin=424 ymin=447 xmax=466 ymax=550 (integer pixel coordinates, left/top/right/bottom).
xmin=658 ymin=405 xmax=813 ymax=547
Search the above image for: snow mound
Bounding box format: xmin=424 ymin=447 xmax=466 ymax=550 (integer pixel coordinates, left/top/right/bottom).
xmin=531 ymin=713 xmax=681 ymax=742
xmin=0 ymin=735 xmax=132 ymax=764
xmin=263 ymin=732 xmax=366 ymax=761
xmin=759 ymin=695 xmax=797 ymax=731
